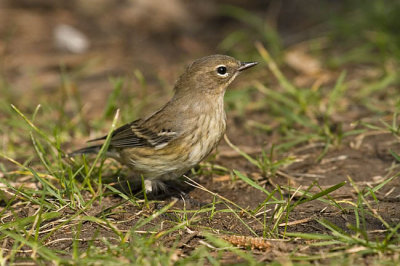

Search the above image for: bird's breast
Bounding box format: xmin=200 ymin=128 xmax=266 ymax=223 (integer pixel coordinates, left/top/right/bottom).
xmin=185 ymin=103 xmax=226 ymax=165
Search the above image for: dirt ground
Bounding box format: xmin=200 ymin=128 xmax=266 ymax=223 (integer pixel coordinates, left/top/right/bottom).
xmin=1 ymin=0 xmax=400 ymax=263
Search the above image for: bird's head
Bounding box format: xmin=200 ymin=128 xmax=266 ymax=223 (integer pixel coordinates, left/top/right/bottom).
xmin=174 ymin=55 xmax=257 ymax=97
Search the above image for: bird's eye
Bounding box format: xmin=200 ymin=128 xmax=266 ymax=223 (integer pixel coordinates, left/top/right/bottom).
xmin=216 ymin=66 xmax=227 ymax=76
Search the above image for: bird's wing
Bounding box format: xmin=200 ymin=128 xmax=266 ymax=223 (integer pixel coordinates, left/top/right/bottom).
xmin=87 ymin=119 xmax=178 ymax=149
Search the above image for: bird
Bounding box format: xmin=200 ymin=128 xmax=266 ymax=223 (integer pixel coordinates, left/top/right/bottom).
xmin=69 ymin=54 xmax=257 ymax=192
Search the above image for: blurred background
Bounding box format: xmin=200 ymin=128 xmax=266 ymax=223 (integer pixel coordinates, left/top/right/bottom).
xmin=1 ymin=0 xmax=399 ymax=144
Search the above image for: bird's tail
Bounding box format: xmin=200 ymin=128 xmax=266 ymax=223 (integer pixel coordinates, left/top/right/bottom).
xmin=67 ymin=145 xmax=121 ymax=161
xmin=68 ymin=145 xmax=102 ymax=157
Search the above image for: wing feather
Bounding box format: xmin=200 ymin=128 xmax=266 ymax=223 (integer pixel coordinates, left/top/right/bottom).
xmin=87 ymin=119 xmax=178 ymax=149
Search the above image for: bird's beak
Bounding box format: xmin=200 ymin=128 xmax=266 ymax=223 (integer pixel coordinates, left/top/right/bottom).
xmin=238 ymin=61 xmax=258 ymax=71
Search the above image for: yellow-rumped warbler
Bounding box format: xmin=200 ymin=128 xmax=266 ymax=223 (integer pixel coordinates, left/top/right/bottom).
xmin=70 ymin=55 xmax=257 ymax=191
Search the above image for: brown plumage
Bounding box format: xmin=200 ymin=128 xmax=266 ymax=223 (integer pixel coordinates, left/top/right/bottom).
xmin=70 ymin=55 xmax=257 ymax=191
